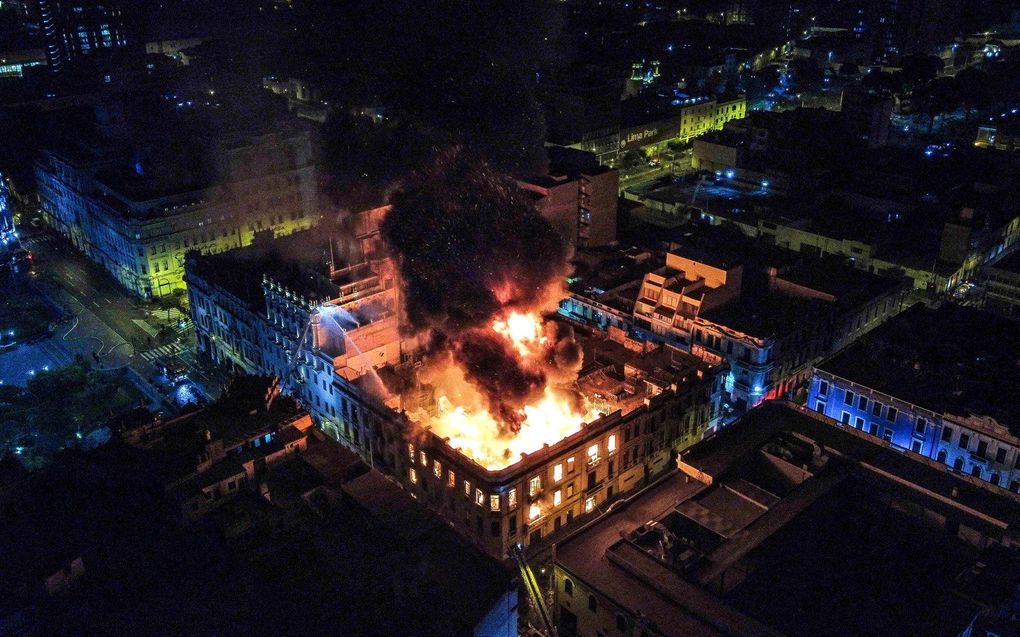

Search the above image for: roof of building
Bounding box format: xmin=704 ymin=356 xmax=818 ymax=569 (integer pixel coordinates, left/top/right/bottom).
xmin=817 ymin=303 xmax=1020 ymax=433
xmin=340 ymin=471 xmax=515 ymax=631
xmin=775 ymin=257 xmax=904 ymax=308
xmin=185 ymin=228 xmax=351 ymax=310
xmin=699 ymin=291 xmax=828 ymax=340
xmin=557 ymin=401 xmax=1020 ymax=637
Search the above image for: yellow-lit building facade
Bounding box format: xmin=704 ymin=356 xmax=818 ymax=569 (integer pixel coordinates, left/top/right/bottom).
xmin=37 ymin=126 xmax=317 ymax=298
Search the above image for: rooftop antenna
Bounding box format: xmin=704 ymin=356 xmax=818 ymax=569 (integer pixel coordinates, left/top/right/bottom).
xmin=328 ymin=234 xmax=335 ymax=272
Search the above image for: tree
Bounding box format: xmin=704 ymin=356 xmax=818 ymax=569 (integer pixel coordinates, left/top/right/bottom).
xmin=838 ymin=63 xmax=860 ymax=77
xmin=915 ymin=77 xmax=961 ymax=134
xmin=901 ymin=54 xmax=942 ymax=89
xmin=954 ymin=68 xmax=992 ymax=120
xmin=861 ymin=70 xmax=903 ymax=94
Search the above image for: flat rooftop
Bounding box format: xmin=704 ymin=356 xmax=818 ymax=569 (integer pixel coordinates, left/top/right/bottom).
xmin=699 ymin=291 xmax=827 ymax=340
xmin=557 ymin=401 xmax=1020 ymax=637
xmin=817 ymin=303 xmax=1020 ymax=434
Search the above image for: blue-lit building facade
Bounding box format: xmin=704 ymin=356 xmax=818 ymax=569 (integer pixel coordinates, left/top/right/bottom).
xmin=807 ymin=303 xmax=1020 ymax=493
xmin=38 ymin=0 xmax=138 ymax=74
xmin=807 ymin=372 xmax=1020 ymax=493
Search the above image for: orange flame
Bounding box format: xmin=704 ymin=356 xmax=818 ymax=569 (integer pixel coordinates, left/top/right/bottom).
xmin=415 ymin=309 xmax=598 ymax=470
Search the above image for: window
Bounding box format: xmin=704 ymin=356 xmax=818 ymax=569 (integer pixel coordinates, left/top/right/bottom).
xmin=996 ymin=448 xmax=1007 ymax=464
xmin=854 ymin=417 xmax=865 ymax=430
xmin=588 ymin=595 xmax=598 ymax=612
xmin=529 ymin=504 xmax=541 ymax=521
xmin=977 ymin=440 xmax=988 ymax=458
xmin=490 ymin=494 xmax=500 ymax=512
xmin=553 ymin=489 xmax=562 ymax=506
xmin=475 ymin=488 xmax=484 ymax=507
xmin=464 ymin=480 xmax=472 ymax=497
xmin=585 ymin=496 xmax=595 ymax=513
xmin=409 ymin=467 xmax=418 ymax=484
xmin=529 ymin=475 xmax=541 ymax=497
xmin=971 ymin=466 xmax=982 ymax=479
xmin=959 ymin=434 xmax=970 ymax=450
xmin=886 ymin=407 xmax=897 ymax=422
xmin=871 ymin=401 xmax=882 ymax=417
xmin=567 ymin=457 xmax=576 ymax=473
xmin=433 ymin=460 xmax=442 ymax=479
xmin=564 ymin=578 xmax=573 ymax=596
xmin=941 ymin=426 xmax=953 ymax=442
xmin=448 ymin=471 xmax=456 ymax=488
xmin=844 ymin=390 xmax=854 ymax=405
xmin=815 ymin=400 xmax=826 ymax=414
xmin=407 ymin=443 xmax=415 ymax=462
xmin=553 ymin=463 xmax=563 ymax=482
xmin=818 ymin=380 xmax=829 ymax=396
xmin=915 ymin=417 xmax=926 ymax=434
xmin=508 ymin=488 xmax=518 ymax=509
xmin=608 ymin=435 xmax=617 ymax=453
xmin=567 ymin=483 xmax=575 ymax=497
xmin=937 ymin=449 xmax=947 ymax=463
xmin=990 ymin=474 xmax=1000 ymax=486
xmin=588 ymin=444 xmax=599 ymax=464
xmin=882 ymin=429 xmax=893 ymax=442
xmin=841 ymin=411 xmax=851 ymax=425
xmin=858 ymin=395 xmax=868 ymax=411
xmin=910 ymin=439 xmax=923 ymax=453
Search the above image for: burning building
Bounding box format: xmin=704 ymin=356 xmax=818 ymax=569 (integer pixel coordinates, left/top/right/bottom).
xmin=186 ymin=155 xmax=724 ymax=557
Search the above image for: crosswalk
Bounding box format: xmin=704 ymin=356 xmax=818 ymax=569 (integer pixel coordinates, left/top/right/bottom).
xmin=138 ymin=344 xmax=182 ymax=363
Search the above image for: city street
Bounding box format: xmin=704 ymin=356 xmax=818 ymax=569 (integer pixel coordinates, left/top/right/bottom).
xmin=11 ymin=232 xmax=228 ymax=403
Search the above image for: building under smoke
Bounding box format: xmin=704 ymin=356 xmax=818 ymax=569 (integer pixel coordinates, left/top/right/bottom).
xmin=186 ymin=203 xmax=725 ymax=557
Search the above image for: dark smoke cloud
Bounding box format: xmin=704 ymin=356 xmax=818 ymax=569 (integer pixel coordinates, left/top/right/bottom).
xmin=382 ymin=147 xmax=567 ymax=333
xmin=452 ymin=331 xmax=546 ymax=431
xmin=383 ymin=148 xmax=580 ymax=431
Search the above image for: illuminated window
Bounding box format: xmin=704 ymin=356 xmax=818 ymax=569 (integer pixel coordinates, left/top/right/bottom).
xmin=409 ymin=467 xmax=418 ymax=484
xmin=464 ymin=480 xmax=471 ymax=496
xmin=608 ymin=435 xmax=617 ymax=453
xmin=553 ymin=489 xmax=562 ymax=506
xmin=553 ymin=463 xmax=563 ymax=482
xmin=529 ymin=475 xmax=541 ymax=497
xmin=529 ymin=504 xmax=541 ymax=521
xmin=408 ymin=443 xmax=415 ymax=462
xmin=490 ymin=494 xmax=500 ymax=512
xmin=433 ymin=460 xmax=442 ymax=479
xmin=475 ymin=488 xmax=484 ymax=507
xmin=447 ymin=470 xmax=456 ymax=488
xmin=508 ymin=488 xmax=518 ymax=510
xmin=567 ymin=457 xmax=576 ymax=473
xmin=587 ymin=444 xmax=599 ymax=463
xmin=419 ymin=451 xmax=427 ymax=466
xmin=585 ymin=496 xmax=595 ymax=513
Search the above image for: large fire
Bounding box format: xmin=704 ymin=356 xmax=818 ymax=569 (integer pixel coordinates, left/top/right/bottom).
xmin=415 ymin=310 xmax=600 ymax=470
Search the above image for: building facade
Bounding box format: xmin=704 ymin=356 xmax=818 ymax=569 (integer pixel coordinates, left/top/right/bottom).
xmin=561 ymin=246 xmax=908 ymax=421
xmin=807 ymin=303 xmax=1020 ymax=492
xmin=38 ymin=125 xmax=317 ymax=298
xmin=38 ymin=0 xmax=139 ymax=74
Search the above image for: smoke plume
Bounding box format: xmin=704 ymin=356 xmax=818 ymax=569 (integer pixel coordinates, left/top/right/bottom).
xmin=382 ymin=148 xmax=578 ymax=433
